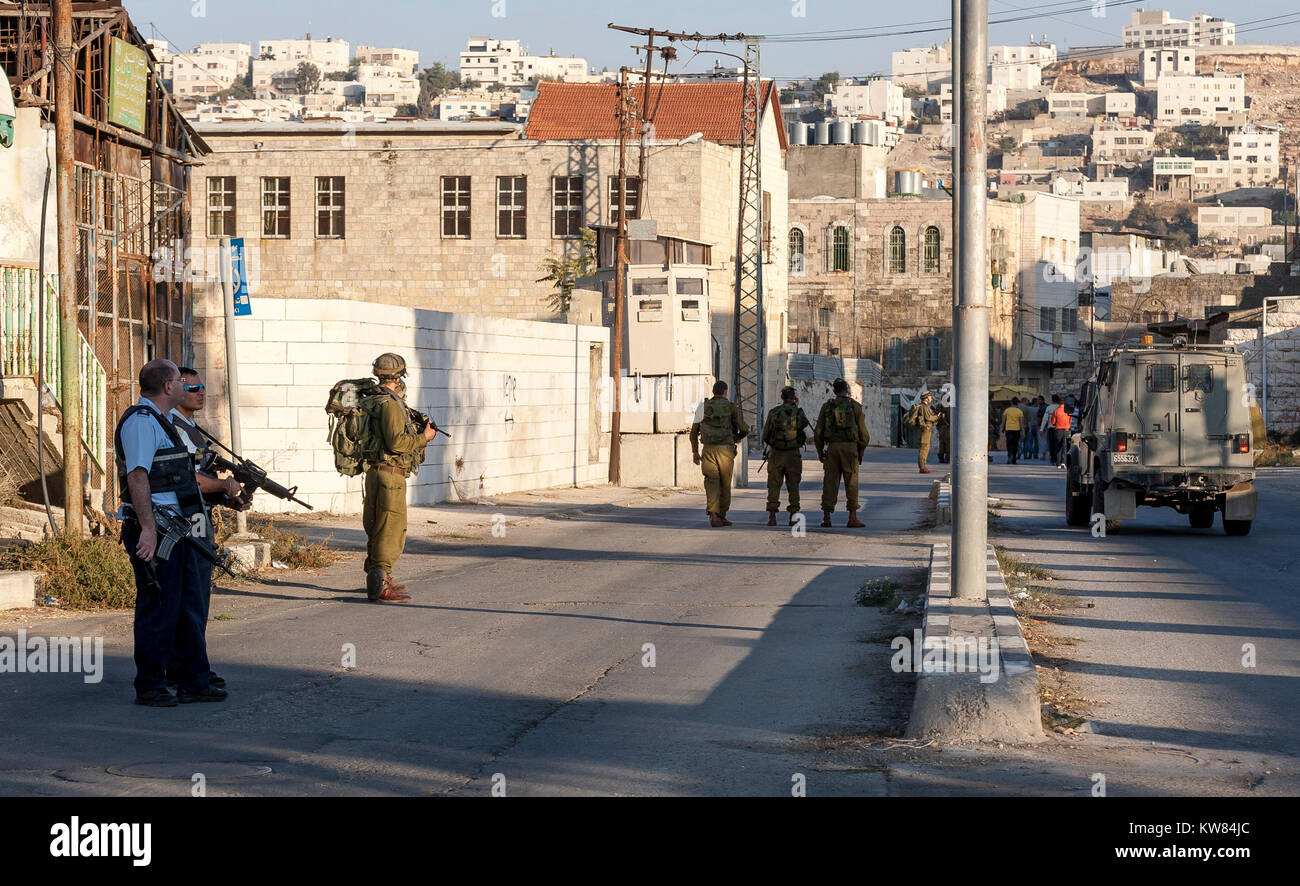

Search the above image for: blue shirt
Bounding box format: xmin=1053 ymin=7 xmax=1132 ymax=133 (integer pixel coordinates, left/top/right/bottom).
xmin=117 ymin=397 xmax=182 ymax=517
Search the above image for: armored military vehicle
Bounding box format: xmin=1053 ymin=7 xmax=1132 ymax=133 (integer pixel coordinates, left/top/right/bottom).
xmin=1065 ymin=336 xmax=1257 ymax=535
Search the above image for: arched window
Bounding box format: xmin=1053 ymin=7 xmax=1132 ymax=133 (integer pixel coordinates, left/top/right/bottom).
xmin=831 ymin=226 xmax=850 ymax=272
xmin=925 ymin=336 xmax=941 ymax=372
xmin=888 ymin=226 xmax=906 ymax=274
xmin=789 ymin=229 xmax=805 ymax=275
xmin=923 ymin=226 xmax=941 ymax=273
xmin=887 ymin=336 xmax=904 ymax=372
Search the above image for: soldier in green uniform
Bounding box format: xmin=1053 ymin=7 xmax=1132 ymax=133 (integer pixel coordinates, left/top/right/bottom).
xmin=761 ymin=386 xmax=811 ymax=526
xmin=905 ymin=390 xmax=941 ymax=474
xmin=363 ymin=353 xmax=438 ymax=602
xmin=690 ymin=380 xmax=749 ymax=527
xmin=814 ymin=378 xmax=869 ymax=528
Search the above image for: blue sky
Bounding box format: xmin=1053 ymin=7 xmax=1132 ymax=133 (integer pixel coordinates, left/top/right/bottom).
xmin=125 ymin=0 xmax=1300 ymax=80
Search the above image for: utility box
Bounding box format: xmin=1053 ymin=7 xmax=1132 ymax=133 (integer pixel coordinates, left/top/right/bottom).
xmin=625 ymin=269 xmax=711 ymax=376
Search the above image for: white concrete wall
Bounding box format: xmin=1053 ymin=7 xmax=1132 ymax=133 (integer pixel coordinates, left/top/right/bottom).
xmin=787 ymin=380 xmax=890 ymax=446
xmin=209 ymin=298 xmax=610 ymax=513
xmin=0 ymin=108 xmax=58 ymax=269
xmin=1225 ymin=300 xmax=1300 ymax=436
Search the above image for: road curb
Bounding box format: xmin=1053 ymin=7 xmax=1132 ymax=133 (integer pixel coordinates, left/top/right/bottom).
xmin=936 ymin=479 xmax=952 ymax=524
xmin=904 ymin=542 xmax=1044 ymax=743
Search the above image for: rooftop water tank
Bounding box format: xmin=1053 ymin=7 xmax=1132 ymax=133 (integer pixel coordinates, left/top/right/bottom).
xmin=895 ymin=168 xmax=924 ymax=196
xmin=813 ymin=121 xmax=830 ymax=145
xmin=788 ymin=121 xmax=807 ymax=145
xmin=831 ymin=120 xmax=851 ymax=144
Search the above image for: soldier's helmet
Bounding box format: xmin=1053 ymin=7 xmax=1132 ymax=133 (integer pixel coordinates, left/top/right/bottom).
xmin=780 ymin=386 xmax=797 ymax=401
xmin=920 ymin=390 xmax=933 ymax=401
xmin=373 ymin=353 xmax=407 ymax=379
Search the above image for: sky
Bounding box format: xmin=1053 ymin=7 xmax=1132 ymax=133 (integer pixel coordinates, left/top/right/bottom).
xmin=123 ymin=0 xmax=1300 ymax=81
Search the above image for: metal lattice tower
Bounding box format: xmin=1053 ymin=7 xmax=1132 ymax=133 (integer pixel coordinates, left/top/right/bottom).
xmin=732 ymin=38 xmax=764 ymax=436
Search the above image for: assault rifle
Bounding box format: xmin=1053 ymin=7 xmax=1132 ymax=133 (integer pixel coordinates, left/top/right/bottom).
xmin=412 ymin=408 xmax=450 ymax=439
xmin=193 ymin=424 xmax=314 ymax=510
xmin=143 ymin=505 xmax=237 ymax=587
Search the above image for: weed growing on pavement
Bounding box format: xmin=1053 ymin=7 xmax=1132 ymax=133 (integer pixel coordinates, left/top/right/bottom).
xmin=0 ymin=532 xmax=135 ymax=609
xmin=1253 ymin=443 xmax=1298 ymax=467
xmin=856 ymin=577 xmax=901 ymax=607
xmin=213 ymin=511 xmax=339 ymax=571
xmin=994 ymin=546 xmax=1058 ymax=583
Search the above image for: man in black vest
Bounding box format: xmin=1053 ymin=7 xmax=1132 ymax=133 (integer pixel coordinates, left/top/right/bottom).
xmin=116 ymin=359 xmax=236 ymax=706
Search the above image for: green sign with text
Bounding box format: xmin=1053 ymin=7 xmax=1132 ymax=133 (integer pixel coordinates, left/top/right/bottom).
xmin=107 ymin=37 xmax=148 ymax=134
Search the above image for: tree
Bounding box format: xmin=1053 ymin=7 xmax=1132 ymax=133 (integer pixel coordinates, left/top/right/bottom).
xmin=396 ymin=103 xmax=420 ymax=117
xmin=296 ymin=62 xmax=321 ymax=95
xmin=810 ymin=71 xmax=840 ymax=104
xmin=324 ymin=70 xmax=353 ymax=82
xmin=417 ymin=62 xmax=463 ymax=115
xmin=1154 ymin=130 xmax=1179 ymax=150
xmin=537 ymin=228 xmax=597 ymax=315
xmin=1005 ymin=98 xmax=1046 ymax=120
xmin=902 ymin=84 xmax=928 ymax=99
xmin=215 ymin=79 xmax=254 ymax=101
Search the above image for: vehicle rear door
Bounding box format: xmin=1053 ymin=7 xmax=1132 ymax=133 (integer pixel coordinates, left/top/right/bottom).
xmin=1133 ymin=353 xmax=1180 ymax=467
xmin=1179 ymin=353 xmax=1230 ymax=468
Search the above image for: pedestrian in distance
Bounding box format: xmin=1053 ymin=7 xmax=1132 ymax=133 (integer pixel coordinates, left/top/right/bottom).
xmin=115 ymin=359 xmax=229 ymax=706
xmin=1001 ymin=396 xmax=1024 ymax=465
xmin=1049 ymin=394 xmax=1072 ymax=468
xmin=168 ymin=366 xmax=250 ymax=692
xmin=904 ymin=390 xmax=941 ymax=474
xmin=761 ymin=386 xmax=811 ymax=526
xmin=814 ymin=378 xmax=869 ymax=528
xmin=1035 ymin=396 xmax=1049 ymax=460
xmin=690 ymin=380 xmax=749 ymax=527
xmin=363 ymin=354 xmax=439 ymax=602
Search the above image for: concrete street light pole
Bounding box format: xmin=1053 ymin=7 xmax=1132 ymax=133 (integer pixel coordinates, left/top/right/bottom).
xmin=953 ymin=0 xmax=990 ymax=600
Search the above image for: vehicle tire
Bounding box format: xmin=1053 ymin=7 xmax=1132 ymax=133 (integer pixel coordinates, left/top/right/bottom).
xmin=1092 ymin=476 xmax=1121 ymax=534
xmin=1066 ymin=469 xmax=1090 ymax=526
xmin=1189 ymin=508 xmax=1214 ymax=529
xmin=1223 ymin=518 xmax=1252 ymax=536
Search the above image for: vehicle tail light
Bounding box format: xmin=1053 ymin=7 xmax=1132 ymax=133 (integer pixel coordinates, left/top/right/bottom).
xmin=1115 ymin=432 xmax=1128 ymax=452
xmin=1234 ymin=433 xmax=1250 ymax=453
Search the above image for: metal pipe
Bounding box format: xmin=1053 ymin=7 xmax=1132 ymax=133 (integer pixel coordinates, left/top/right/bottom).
xmin=953 ymin=0 xmax=989 ymax=600
xmin=53 ymin=0 xmax=83 ymax=534
xmin=610 ymin=67 xmax=628 ymax=485
xmin=219 ymin=236 xmax=247 ymax=537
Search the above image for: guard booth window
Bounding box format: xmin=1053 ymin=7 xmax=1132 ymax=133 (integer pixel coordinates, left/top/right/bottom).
xmin=1147 ymin=363 xmax=1176 ymax=392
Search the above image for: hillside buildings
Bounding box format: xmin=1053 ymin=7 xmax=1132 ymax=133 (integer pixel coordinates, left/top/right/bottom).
xmin=1122 ymin=10 xmax=1236 ymax=48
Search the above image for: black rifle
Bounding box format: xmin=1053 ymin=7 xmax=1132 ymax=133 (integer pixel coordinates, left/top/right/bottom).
xmin=412 ymin=408 xmax=450 ymax=439
xmin=151 ymin=504 xmax=237 ymax=580
xmin=757 ymin=448 xmax=769 ymax=474
xmin=193 ymin=424 xmax=314 ymax=510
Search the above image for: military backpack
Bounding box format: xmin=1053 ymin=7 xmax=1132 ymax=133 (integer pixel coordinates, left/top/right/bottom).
xmin=823 ymin=398 xmax=862 ymax=443
xmin=699 ymin=398 xmax=737 ymax=445
xmin=767 ymin=404 xmax=803 ymax=450
xmin=325 ymin=377 xmax=385 ymax=477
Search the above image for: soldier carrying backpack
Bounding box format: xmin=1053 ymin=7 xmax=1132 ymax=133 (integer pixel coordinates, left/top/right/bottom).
xmin=814 ymin=378 xmax=870 ymax=529
xmin=689 ymin=379 xmax=750 ymax=528
xmin=325 ymin=353 xmax=439 ymax=602
xmin=761 ymin=386 xmax=811 ymax=526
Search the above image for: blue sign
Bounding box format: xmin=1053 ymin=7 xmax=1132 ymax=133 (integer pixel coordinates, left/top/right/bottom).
xmin=230 ymin=238 xmax=251 ymax=317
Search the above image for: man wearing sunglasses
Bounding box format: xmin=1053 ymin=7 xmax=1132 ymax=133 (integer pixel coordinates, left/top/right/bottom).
xmin=170 ymin=367 xmax=248 ymax=693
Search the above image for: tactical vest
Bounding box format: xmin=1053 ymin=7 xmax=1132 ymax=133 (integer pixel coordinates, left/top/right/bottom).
xmin=114 ymin=405 xmax=204 ymax=519
xmin=699 ymin=398 xmax=737 ymax=445
xmin=362 ymin=391 xmax=428 ymax=475
xmin=823 ymin=398 xmax=863 ymax=444
xmin=767 ymin=404 xmax=803 ymax=450
xmin=171 ymin=415 xmax=221 ymax=537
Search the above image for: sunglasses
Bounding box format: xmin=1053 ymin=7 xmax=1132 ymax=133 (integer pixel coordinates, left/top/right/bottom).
xmin=183 ymin=383 xmax=205 ymax=393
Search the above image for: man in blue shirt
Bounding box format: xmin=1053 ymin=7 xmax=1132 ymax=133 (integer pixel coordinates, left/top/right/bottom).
xmin=116 ymin=359 xmax=230 ymax=706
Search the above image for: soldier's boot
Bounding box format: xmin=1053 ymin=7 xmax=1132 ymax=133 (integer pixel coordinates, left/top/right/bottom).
xmin=374 ymin=576 xmax=411 ymax=603
xmin=708 ymin=512 xmax=725 ymax=528
xmin=919 ymin=466 xmax=932 ymax=474
xmin=820 ymin=511 xmax=833 ymax=528
xmin=767 ymin=511 xmax=778 ymax=526
xmin=718 ymin=513 xmax=733 ymax=526
xmin=846 ymin=511 xmax=865 ymax=528
xmin=387 ymin=577 xmax=408 ymax=592
xmin=366 ymin=568 xmax=387 ymax=601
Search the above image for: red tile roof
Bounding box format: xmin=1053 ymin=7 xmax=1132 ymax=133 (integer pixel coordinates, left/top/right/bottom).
xmin=525 ymin=80 xmax=787 ymax=150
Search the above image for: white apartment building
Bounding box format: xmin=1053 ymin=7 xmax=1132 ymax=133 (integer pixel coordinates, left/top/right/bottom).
xmin=1092 ymin=123 xmax=1156 ymax=163
xmin=826 ymin=79 xmax=909 ymax=126
xmin=1018 ymin=192 xmax=1082 ymax=382
xmin=355 ymin=46 xmax=419 ymax=75
xmin=193 ymin=42 xmax=252 ymax=77
xmin=1156 ymin=72 xmax=1244 ymax=125
xmin=146 ymin=39 xmax=173 ymax=83
xmin=988 ymin=43 xmax=1057 ymax=89
xmin=1081 ymin=231 xmax=1173 ymax=292
xmin=939 ymin=81 xmax=1007 ymax=122
xmin=1049 ymin=92 xmax=1136 ymax=119
xmin=439 ymin=94 xmax=496 ymax=121
xmin=890 ymin=42 xmax=952 ymax=92
xmin=257 ymin=37 xmax=351 ymax=73
xmin=1122 ymin=10 xmax=1236 ymax=48
xmin=1197 ymin=206 xmax=1274 ymax=244
xmin=171 ymin=53 xmax=240 ymax=97
xmin=458 ymin=37 xmax=587 ymax=87
xmin=1140 ymin=46 xmax=1196 ymax=85
xmin=1228 ymin=128 xmax=1280 ymax=185
xmin=357 ymin=64 xmax=419 ymax=108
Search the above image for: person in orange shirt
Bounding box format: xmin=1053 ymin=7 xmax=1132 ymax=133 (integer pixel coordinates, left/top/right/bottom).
xmin=1049 ymin=394 xmax=1073 ymax=468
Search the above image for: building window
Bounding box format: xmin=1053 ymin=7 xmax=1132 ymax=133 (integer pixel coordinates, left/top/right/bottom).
xmin=260 ymin=176 xmax=290 ymax=238
xmin=923 ymin=226 xmax=941 ymax=273
xmin=496 ymin=176 xmax=527 ymax=238
xmin=887 ymin=336 xmax=904 ymax=373
xmin=789 ymin=229 xmax=805 ymax=275
xmin=1040 ymin=306 xmax=1057 ymax=332
xmin=442 ymin=175 xmax=471 ymax=238
xmin=207 ymin=177 xmax=236 ymax=238
xmin=888 ymin=226 xmax=906 ymax=274
xmin=1061 ymin=307 xmax=1078 ymax=333
xmin=831 ymin=226 xmax=850 ymax=272
xmin=315 ymin=176 xmax=345 ymax=239
xmin=924 ymin=335 xmax=940 ymax=372
xmin=607 ymin=176 xmax=641 ymax=221
xmin=552 ymin=175 xmax=583 ymax=238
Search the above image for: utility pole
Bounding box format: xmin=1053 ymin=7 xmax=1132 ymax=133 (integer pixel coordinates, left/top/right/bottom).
xmin=635 ymin=30 xmax=657 ymax=214
xmin=609 ymin=67 xmax=631 ymax=485
xmin=53 ymin=0 xmax=83 ymax=534
xmin=952 ymin=0 xmax=989 ymax=600
xmin=950 ymin=0 xmax=962 ymax=528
